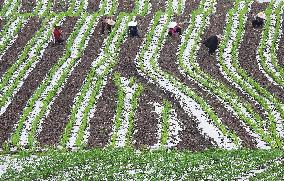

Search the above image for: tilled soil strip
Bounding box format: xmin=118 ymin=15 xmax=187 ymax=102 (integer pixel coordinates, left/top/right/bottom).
xmin=117 ymin=0 xmax=135 ymax=13
xmin=109 ymin=5 xmax=212 ymax=150
xmin=0 ymin=17 xmax=78 ymax=147
xmin=239 ymin=3 xmax=284 ymax=102
xmin=150 ymin=0 xmax=166 ymax=12
xmin=87 ymin=77 xmax=117 ymax=148
xmin=20 ymin=0 xmax=37 ymax=13
xmin=197 ymin=1 xmax=267 ymax=121
xmin=38 ymin=17 xmax=105 ymax=146
xmin=87 ymin=0 xmax=101 ymax=13
xmin=53 ymin=0 xmax=70 ymax=13
xmin=0 ymin=17 xmax=41 ymax=77
xmin=158 ymin=0 xmax=257 ymax=148
xmin=86 ymin=15 xmax=152 ymax=148
xmin=277 ymin=13 xmax=284 ymax=68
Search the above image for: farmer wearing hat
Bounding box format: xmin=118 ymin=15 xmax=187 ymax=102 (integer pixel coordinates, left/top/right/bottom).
xmin=101 ymin=17 xmax=115 ymax=34
xmin=252 ymin=11 xmax=265 ymax=28
xmin=168 ymin=22 xmax=182 ymax=37
xmin=53 ymin=25 xmax=63 ymax=44
xmin=203 ymin=34 xmax=222 ymax=55
xmin=128 ymin=21 xmax=139 ymax=37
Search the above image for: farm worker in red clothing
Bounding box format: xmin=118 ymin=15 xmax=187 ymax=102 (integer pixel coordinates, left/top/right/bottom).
xmin=168 ymin=22 xmax=182 ymax=37
xmin=53 ymin=25 xmax=63 ymax=44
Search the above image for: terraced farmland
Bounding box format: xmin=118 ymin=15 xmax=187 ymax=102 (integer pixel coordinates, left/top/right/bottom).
xmin=1 ymin=0 xmax=284 ymax=179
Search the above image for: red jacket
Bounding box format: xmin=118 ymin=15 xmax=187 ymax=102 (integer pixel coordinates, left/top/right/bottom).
xmin=53 ymin=29 xmax=61 ymax=39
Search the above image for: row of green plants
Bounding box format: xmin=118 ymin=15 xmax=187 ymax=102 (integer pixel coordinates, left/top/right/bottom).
xmin=60 ymin=14 xmax=131 ymax=148
xmin=160 ymin=100 xmax=171 ymax=146
xmin=0 ymin=16 xmax=26 ymax=56
xmin=218 ymin=0 xmax=284 ymax=147
xmin=136 ymin=0 xmax=240 ymax=148
xmin=0 ymin=16 xmax=62 ymax=114
xmin=0 ymin=148 xmax=283 ymax=179
xmin=9 ymin=13 xmax=97 ymax=149
xmin=110 ymin=73 xmax=143 ymax=147
xmin=0 ymin=0 xmax=21 ymax=16
xmin=176 ymin=0 xmax=272 ymax=148
xmin=258 ymin=1 xmax=284 ymax=87
xmin=60 ymin=0 xmax=150 ymax=148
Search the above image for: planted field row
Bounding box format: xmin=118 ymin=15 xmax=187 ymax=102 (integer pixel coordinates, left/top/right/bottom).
xmin=1 ymin=0 xmax=284 ymax=151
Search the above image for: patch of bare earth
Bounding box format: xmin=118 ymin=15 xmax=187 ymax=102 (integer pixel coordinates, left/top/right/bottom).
xmin=87 ymin=0 xmax=101 ymax=13
xmin=158 ymin=0 xmax=257 ymax=148
xmin=0 ymin=17 xmax=78 ymax=147
xmin=53 ymin=0 xmax=69 ymax=12
xmin=118 ymin=0 xmax=135 ymax=13
xmin=87 ymin=77 xmax=118 ymax=148
xmin=38 ymin=17 xmax=106 ymax=146
xmin=0 ymin=17 xmax=41 ymax=77
xmin=20 ymin=0 xmax=36 ymax=13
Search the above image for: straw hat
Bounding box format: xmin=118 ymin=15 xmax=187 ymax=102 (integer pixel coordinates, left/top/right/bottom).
xmin=128 ymin=21 xmax=137 ymax=26
xmin=106 ymin=19 xmax=115 ymax=26
xmin=216 ymin=34 xmax=222 ymax=39
xmin=168 ymin=22 xmax=177 ymax=29
xmin=257 ymin=12 xmax=266 ymax=19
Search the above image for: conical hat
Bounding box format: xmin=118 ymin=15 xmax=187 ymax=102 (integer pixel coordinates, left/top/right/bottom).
xmin=257 ymin=12 xmax=266 ymax=19
xmin=106 ymin=19 xmax=115 ymax=25
xmin=216 ymin=34 xmax=222 ymax=39
xmin=168 ymin=22 xmax=177 ymax=29
xmin=128 ymin=21 xmax=137 ymax=26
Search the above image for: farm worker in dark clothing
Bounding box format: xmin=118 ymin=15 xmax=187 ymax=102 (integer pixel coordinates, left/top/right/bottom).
xmin=168 ymin=22 xmax=182 ymax=37
xmin=53 ymin=25 xmax=63 ymax=44
xmin=203 ymin=34 xmax=222 ymax=55
xmin=101 ymin=18 xmax=115 ymax=34
xmin=128 ymin=21 xmax=139 ymax=37
xmin=252 ymin=12 xmax=265 ymax=28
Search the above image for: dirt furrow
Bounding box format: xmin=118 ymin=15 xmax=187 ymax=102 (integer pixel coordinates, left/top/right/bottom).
xmin=38 ymin=17 xmax=105 ymax=146
xmin=117 ymin=0 xmax=135 ymax=13
xmin=87 ymin=0 xmax=101 ymax=13
xmin=238 ymin=3 xmax=284 ymax=102
xmin=53 ymin=0 xmax=70 ymax=12
xmin=0 ymin=17 xmax=41 ymax=77
xmin=20 ymin=0 xmax=36 ymax=13
xmin=87 ymin=78 xmax=117 ymax=148
xmin=150 ymin=0 xmax=166 ymax=12
xmin=0 ymin=17 xmax=78 ymax=147
xmin=158 ymin=0 xmax=257 ymax=148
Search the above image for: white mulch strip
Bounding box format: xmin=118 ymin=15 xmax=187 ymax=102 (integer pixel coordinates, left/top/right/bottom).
xmin=115 ymin=77 xmax=139 ymax=147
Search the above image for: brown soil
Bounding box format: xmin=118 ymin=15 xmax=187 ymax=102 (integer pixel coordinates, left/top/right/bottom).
xmin=118 ymin=0 xmax=135 ymax=13
xmin=0 ymin=17 xmax=41 ymax=77
xmin=158 ymin=0 xmax=257 ymax=148
xmin=87 ymin=77 xmax=118 ymax=148
xmin=87 ymin=0 xmax=101 ymax=13
xmin=0 ymin=17 xmax=78 ymax=147
xmin=53 ymin=0 xmax=69 ymax=12
xmin=150 ymin=0 xmax=166 ymax=12
xmin=38 ymin=17 xmax=105 ymax=146
xmin=20 ymin=0 xmax=36 ymax=13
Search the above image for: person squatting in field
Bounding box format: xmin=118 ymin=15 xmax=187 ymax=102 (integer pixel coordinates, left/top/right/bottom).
xmin=101 ymin=17 xmax=115 ymax=34
xmin=168 ymin=22 xmax=182 ymax=38
xmin=203 ymin=34 xmax=222 ymax=55
xmin=53 ymin=25 xmax=64 ymax=44
xmin=252 ymin=12 xmax=265 ymax=29
xmin=128 ymin=21 xmax=140 ymax=37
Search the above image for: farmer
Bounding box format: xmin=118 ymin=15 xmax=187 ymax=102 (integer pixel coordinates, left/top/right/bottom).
xmin=252 ymin=12 xmax=265 ymax=28
xmin=53 ymin=25 xmax=63 ymax=44
xmin=101 ymin=18 xmax=115 ymax=34
xmin=203 ymin=34 xmax=222 ymax=55
xmin=128 ymin=21 xmax=139 ymax=37
xmin=168 ymin=22 xmax=182 ymax=37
